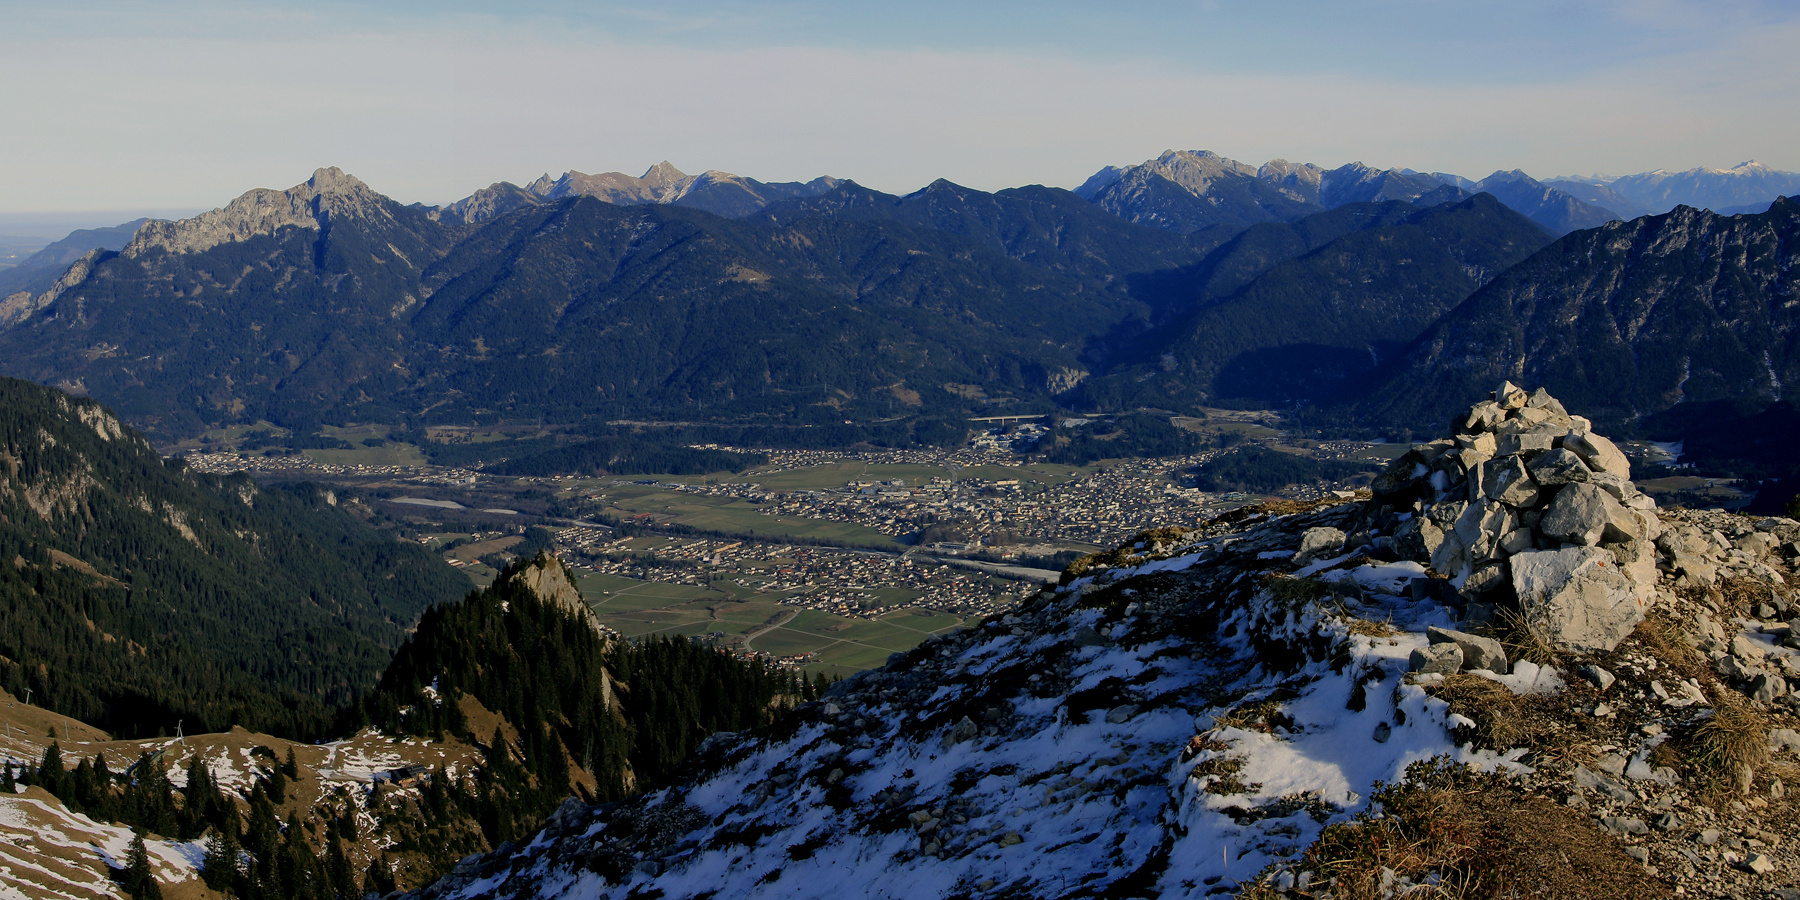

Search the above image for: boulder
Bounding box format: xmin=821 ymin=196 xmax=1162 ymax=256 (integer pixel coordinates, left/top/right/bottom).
xmin=1527 ymin=448 xmax=1590 ymax=486
xmin=1409 ymin=642 xmax=1464 ymax=675
xmin=1494 ymin=429 xmax=1558 ymax=456
xmin=1512 ymin=547 xmax=1646 ymax=653
xmin=1463 ymin=401 xmax=1505 ymax=433
xmin=1539 ymin=483 xmax=1622 ymax=547
xmin=1295 ymin=527 xmax=1346 ymax=563
xmin=1394 ymin=517 xmax=1445 ymax=561
xmin=1526 ymin=387 xmax=1567 ymax=416
xmin=1457 ymin=432 xmax=1497 ymax=455
xmin=1427 ymin=626 xmax=1509 ymax=673
xmin=1482 ymin=456 xmax=1542 ymax=507
xmin=1564 ymin=431 xmax=1631 ymax=479
xmin=1498 ymin=528 xmax=1535 ymax=556
xmin=1495 ymin=381 xmax=1528 ymax=410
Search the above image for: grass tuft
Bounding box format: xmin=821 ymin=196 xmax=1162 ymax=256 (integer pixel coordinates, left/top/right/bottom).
xmin=1492 ymin=608 xmax=1556 ymax=667
xmin=1689 ymin=691 xmax=1770 ymax=795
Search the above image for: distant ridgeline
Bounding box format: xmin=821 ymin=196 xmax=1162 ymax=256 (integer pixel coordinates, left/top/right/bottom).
xmin=0 ymin=377 xmax=466 ymax=739
xmin=0 ymin=165 xmax=1576 ymax=443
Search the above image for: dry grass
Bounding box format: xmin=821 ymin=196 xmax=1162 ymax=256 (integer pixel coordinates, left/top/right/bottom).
xmin=1628 ymin=614 xmax=1712 ymax=686
xmin=1491 ymin=608 xmax=1556 ymax=667
xmin=1344 ymin=614 xmax=1398 ymax=637
xmin=1715 ymin=576 xmax=1771 ymax=619
xmin=1241 ymin=758 xmax=1673 ymax=900
xmin=1424 ymin=674 xmax=1547 ymax=751
xmin=1259 ymin=573 xmax=1328 ymax=607
xmin=1689 ymin=691 xmax=1771 ymax=795
xmin=1211 ymin=698 xmax=1297 ymax=734
xmin=1192 ymin=755 xmax=1259 ymax=797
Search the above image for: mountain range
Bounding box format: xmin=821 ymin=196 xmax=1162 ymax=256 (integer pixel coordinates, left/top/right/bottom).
xmin=1549 ymin=160 xmax=1800 ymax=217
xmin=1364 ymin=197 xmax=1800 ymax=431
xmin=444 ymin=161 xmax=843 ymax=223
xmin=1077 ymin=150 xmax=1624 ymax=237
xmin=0 ymin=154 xmax=1796 ymax=447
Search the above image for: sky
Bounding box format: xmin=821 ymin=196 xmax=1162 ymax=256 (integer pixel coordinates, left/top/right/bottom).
xmin=2 ymin=0 xmax=1798 ymax=227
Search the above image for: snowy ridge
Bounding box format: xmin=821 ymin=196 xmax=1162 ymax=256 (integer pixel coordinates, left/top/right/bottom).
xmin=415 ymin=499 xmax=1533 ymax=899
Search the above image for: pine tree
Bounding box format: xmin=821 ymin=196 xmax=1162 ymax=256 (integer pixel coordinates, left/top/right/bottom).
xmin=118 ymin=828 xmax=164 ymax=900
xmin=201 ymin=826 xmax=241 ymax=891
xmin=363 ymin=854 xmax=397 ymax=896
xmin=326 ymin=835 xmax=358 ymax=899
xmin=36 ymin=741 xmax=63 ymax=796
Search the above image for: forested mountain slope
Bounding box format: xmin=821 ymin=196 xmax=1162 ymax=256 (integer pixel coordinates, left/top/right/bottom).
xmin=0 ymin=377 xmax=465 ymax=739
xmin=1076 ymin=194 xmax=1553 ymax=410
xmin=1362 ymin=197 xmax=1800 ymax=431
xmin=0 ymin=171 xmax=1228 ymax=435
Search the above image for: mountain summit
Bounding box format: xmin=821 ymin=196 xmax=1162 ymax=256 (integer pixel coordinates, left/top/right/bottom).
xmin=124 ymin=166 xmax=398 ymax=257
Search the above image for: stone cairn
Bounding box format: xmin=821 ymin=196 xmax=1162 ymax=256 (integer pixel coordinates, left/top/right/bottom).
xmin=1362 ymin=382 xmax=1663 ymax=659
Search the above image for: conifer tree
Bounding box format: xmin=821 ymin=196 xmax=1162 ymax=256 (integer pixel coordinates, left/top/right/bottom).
xmin=201 ymin=826 xmax=241 ymax=891
xmin=118 ymin=829 xmax=164 ymax=900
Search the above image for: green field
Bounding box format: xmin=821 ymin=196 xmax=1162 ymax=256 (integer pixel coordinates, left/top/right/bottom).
xmin=303 ymin=442 xmax=429 ymax=467
xmin=574 ymin=568 xmax=969 ymax=677
xmin=595 ymin=485 xmax=904 ymax=546
xmin=710 ymin=460 xmax=1091 ymax=492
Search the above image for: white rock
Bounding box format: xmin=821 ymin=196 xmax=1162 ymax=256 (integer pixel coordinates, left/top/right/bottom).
xmin=1511 ymin=547 xmax=1646 ymax=653
xmin=1409 ymin=642 xmax=1464 ymax=675
xmin=1564 ymin=431 xmax=1631 ymax=478
xmin=1427 ymin=626 xmax=1509 ymax=673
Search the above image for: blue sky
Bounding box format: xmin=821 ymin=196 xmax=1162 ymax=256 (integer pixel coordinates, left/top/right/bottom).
xmin=2 ymin=0 xmax=1797 ymax=219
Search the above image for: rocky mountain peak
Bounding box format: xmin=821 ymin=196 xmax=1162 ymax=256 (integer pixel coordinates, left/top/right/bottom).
xmin=507 ymin=551 xmax=602 ymax=634
xmin=121 ymin=167 xmax=394 ymax=258
xmin=307 ymin=165 xmax=367 ymax=194
xmin=642 ymin=160 xmax=689 ymax=189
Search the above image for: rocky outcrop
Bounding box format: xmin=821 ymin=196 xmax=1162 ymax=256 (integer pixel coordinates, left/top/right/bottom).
xmin=0 ymin=248 xmax=108 ymax=328
xmin=1368 ymin=383 xmax=1660 ymax=653
xmin=509 ymin=551 xmax=602 ymax=634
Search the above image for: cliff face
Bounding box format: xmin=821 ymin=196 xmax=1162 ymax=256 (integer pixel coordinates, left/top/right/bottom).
xmin=1367 ymin=197 xmax=1800 ymax=430
xmin=410 ymin=389 xmax=1800 ymax=900
xmin=124 ymin=167 xmax=410 ymax=257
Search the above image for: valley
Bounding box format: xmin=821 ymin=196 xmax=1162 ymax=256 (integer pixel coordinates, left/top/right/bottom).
xmin=0 ymin=136 xmax=1797 ymax=900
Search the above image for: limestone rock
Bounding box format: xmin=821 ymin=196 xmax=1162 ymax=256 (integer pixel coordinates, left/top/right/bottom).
xmin=1495 ymin=381 xmax=1528 ymax=410
xmin=1512 ymin=547 xmax=1646 ymax=653
xmin=1295 ymin=527 xmax=1346 ymax=563
xmin=1409 ymin=642 xmax=1463 ymax=675
xmin=1427 ymin=626 xmax=1509 ymax=673
xmin=510 ymin=551 xmax=613 ymax=645
xmin=1539 ymin=483 xmax=1621 ymax=547
xmin=1564 ymin=431 xmax=1631 ymax=479
xmin=1482 ymin=455 xmax=1542 ymax=507
xmin=1527 ymin=448 xmax=1590 ymax=486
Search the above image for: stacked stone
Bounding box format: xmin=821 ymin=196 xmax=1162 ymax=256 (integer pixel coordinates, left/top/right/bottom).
xmin=1369 ymin=382 xmax=1662 ymax=654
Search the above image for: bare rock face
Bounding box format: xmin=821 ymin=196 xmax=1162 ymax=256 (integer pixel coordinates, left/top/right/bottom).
xmin=509 ymin=551 xmax=598 ymax=632
xmin=1368 ymin=382 xmax=1661 ymax=652
xmin=123 ymin=167 xmax=393 ymax=257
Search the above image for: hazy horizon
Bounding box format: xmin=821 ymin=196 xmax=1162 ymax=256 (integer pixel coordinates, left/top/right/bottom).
xmin=4 ymin=0 xmax=1798 ymax=216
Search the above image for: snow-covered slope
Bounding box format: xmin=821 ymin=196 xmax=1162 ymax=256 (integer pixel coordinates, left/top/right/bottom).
xmin=419 ymin=496 xmax=1477 ymax=899
xmin=415 ymin=387 xmax=1800 ymax=899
